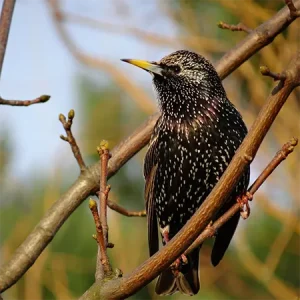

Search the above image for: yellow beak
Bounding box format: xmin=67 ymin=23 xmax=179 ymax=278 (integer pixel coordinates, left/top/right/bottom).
xmin=121 ymin=59 xmax=163 ymax=75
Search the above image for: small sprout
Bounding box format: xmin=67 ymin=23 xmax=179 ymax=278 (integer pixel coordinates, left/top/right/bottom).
xmin=107 ymin=242 xmax=114 ymax=248
xmin=68 ymin=109 xmax=75 ymax=120
xmin=290 ymin=137 xmax=298 ymax=147
xmin=217 ymin=21 xmax=224 ymax=28
xmin=89 ymin=199 xmax=97 ymax=209
xmin=60 ymin=135 xmax=68 ymax=141
xmin=114 ymin=268 xmax=123 ymax=278
xmin=39 ymin=95 xmax=51 ymax=102
xmin=100 ymin=140 xmax=109 ymax=151
xmin=92 ymin=234 xmax=97 ymax=241
xmin=260 ymin=65 xmax=270 ymax=75
xmin=59 ymin=113 xmax=66 ymax=123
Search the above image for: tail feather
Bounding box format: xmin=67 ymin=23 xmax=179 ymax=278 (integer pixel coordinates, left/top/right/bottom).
xmin=211 ymin=211 xmax=240 ymax=266
xmin=155 ymin=249 xmax=200 ymax=296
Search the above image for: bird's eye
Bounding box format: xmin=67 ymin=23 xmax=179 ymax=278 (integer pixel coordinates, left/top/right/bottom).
xmin=172 ymin=65 xmax=181 ymax=74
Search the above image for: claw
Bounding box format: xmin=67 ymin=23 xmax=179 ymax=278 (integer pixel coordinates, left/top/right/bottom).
xmin=162 ymin=229 xmax=188 ymax=276
xmin=237 ymin=192 xmax=253 ymax=219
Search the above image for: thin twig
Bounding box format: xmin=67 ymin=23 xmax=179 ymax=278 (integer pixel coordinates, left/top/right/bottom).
xmin=218 ymin=21 xmax=252 ymax=33
xmin=185 ymin=137 xmax=298 ymax=255
xmin=0 ymin=0 xmax=16 ymax=79
xmin=97 ymin=140 xmax=111 ymax=246
xmin=89 ymin=199 xmax=111 ymax=280
xmin=94 ymin=140 xmax=113 ymax=279
xmin=107 ymin=200 xmax=146 ymax=217
xmin=260 ymin=66 xmax=287 ymax=81
xmin=59 ymin=110 xmax=87 ymax=172
xmin=285 ymin=0 xmax=300 ymax=17
xmin=0 ymin=95 xmax=50 ymax=106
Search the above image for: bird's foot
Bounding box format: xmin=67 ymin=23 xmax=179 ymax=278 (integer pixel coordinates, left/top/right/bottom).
xmin=162 ymin=229 xmax=188 ymax=275
xmin=170 ymin=254 xmax=188 ymax=276
xmin=237 ymin=192 xmax=253 ymax=219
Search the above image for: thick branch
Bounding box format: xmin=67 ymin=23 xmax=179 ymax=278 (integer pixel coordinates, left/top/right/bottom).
xmin=0 ymin=95 xmax=50 ymax=106
xmin=0 ymin=0 xmax=15 ymax=78
xmin=1 ymin=2 xmax=299 ymax=291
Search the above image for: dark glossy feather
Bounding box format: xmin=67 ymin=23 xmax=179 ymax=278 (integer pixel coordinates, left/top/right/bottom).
xmin=139 ymin=50 xmax=250 ymax=295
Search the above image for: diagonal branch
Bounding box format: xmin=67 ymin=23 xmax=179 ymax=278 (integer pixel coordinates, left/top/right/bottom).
xmin=0 ymin=95 xmax=51 ymax=106
xmin=0 ymin=0 xmax=15 ymax=79
xmin=1 ymin=2 xmax=299 ymax=292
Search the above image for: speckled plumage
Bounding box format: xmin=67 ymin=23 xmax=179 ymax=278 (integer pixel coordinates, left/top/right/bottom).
xmin=123 ymin=50 xmax=250 ymax=296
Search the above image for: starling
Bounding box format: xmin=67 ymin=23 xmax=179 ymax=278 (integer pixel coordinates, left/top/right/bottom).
xmin=122 ymin=50 xmax=250 ymax=296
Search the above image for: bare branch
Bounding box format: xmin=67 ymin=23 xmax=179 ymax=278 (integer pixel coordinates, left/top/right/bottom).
xmin=89 ymin=199 xmax=112 ymax=280
xmin=97 ymin=141 xmax=111 ymax=247
xmin=0 ymin=0 xmax=16 ymax=78
xmin=59 ymin=110 xmax=87 ymax=172
xmin=1 ymin=1 xmax=299 ymax=292
xmin=216 ymin=0 xmax=300 ymax=79
xmin=186 ymin=137 xmax=298 ymax=255
xmin=95 ymin=141 xmax=113 ymax=279
xmin=218 ymin=21 xmax=252 ymax=33
xmin=285 ymin=0 xmax=300 ymax=17
xmin=260 ymin=66 xmax=287 ymax=81
xmin=108 ymin=200 xmax=146 ymax=217
xmin=0 ymin=95 xmax=51 ymax=106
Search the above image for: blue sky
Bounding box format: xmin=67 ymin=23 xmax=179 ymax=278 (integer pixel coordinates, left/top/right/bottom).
xmin=0 ymin=0 xmax=177 ymax=178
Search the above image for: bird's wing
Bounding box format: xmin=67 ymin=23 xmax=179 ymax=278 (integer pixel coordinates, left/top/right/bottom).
xmin=144 ymin=135 xmax=159 ymax=256
xmin=211 ymin=105 xmax=250 ymax=266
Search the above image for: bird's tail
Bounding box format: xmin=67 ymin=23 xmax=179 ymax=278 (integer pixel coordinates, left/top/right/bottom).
xmin=155 ymin=249 xmax=200 ymax=296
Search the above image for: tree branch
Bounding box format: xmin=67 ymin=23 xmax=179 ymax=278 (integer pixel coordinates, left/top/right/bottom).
xmin=185 ymin=137 xmax=298 ymax=256
xmin=89 ymin=199 xmax=112 ymax=280
xmin=59 ymin=110 xmax=87 ymax=172
xmin=216 ymin=0 xmax=300 ymax=80
xmin=0 ymin=1 xmax=299 ymax=292
xmin=95 ymin=141 xmax=113 ymax=279
xmin=260 ymin=65 xmax=287 ymax=81
xmin=0 ymin=95 xmax=51 ymax=106
xmin=218 ymin=21 xmax=252 ymax=33
xmin=107 ymin=200 xmax=146 ymax=217
xmin=0 ymin=0 xmax=15 ymax=79
xmin=285 ymin=0 xmax=300 ymax=17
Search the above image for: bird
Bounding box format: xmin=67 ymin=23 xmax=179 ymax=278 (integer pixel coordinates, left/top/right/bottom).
xmin=121 ymin=50 xmax=250 ymax=296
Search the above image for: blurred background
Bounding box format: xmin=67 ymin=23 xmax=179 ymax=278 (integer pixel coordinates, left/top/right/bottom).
xmin=0 ymin=0 xmax=299 ymax=299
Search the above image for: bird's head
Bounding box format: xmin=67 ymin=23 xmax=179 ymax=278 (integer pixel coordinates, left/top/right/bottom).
xmin=122 ymin=50 xmax=226 ymax=118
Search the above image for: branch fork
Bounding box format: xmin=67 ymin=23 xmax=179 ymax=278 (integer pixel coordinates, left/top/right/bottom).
xmin=59 ymin=110 xmax=87 ymax=172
